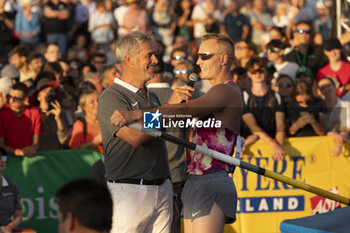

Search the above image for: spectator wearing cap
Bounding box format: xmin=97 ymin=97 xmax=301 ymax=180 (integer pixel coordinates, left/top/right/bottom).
xmin=315 ymin=38 xmax=350 ymax=97
xmin=0 ymin=83 xmax=42 ymax=157
xmin=8 ymin=45 xmax=34 ymax=83
xmin=0 ymin=77 xmax=13 ymax=108
xmin=15 ymin=0 xmax=41 ymax=51
xmin=317 ymin=77 xmax=350 ymax=156
xmin=284 ymin=20 xmax=327 ymax=76
xmin=266 ymin=40 xmax=299 ymax=80
xmin=34 ymin=75 xmax=69 ymax=150
xmin=0 ymin=65 xmax=20 ymax=84
xmin=0 ymin=148 xmax=23 ymax=231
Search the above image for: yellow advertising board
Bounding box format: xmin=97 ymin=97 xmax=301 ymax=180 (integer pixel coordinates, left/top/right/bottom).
xmin=224 ymin=136 xmax=350 ymax=233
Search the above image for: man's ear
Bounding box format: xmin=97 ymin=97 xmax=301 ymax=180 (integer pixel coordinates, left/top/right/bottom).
xmin=221 ymin=54 xmax=229 ymax=66
xmin=125 ymin=54 xmax=135 ymax=66
xmin=67 ymin=212 xmax=76 ymax=231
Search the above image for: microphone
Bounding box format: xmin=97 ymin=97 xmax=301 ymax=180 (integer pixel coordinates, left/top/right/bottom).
xmin=181 ymin=73 xmax=198 ymax=103
xmin=187 ymin=73 xmax=199 ymax=87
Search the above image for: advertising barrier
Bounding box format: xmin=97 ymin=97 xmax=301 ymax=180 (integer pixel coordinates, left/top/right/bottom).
xmin=3 ymin=137 xmax=350 ymax=233
xmin=227 ymin=136 xmax=350 ymax=233
xmin=4 ymin=149 xmax=101 ymax=233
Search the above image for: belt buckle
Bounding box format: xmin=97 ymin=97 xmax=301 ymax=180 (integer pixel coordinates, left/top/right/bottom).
xmin=140 ymin=179 xmax=144 ymax=185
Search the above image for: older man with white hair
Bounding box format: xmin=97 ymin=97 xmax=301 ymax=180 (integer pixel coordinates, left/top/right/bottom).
xmin=0 ymin=77 xmax=13 ymax=108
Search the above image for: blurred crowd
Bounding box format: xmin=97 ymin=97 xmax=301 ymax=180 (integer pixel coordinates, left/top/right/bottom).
xmin=0 ymin=0 xmax=350 ymax=158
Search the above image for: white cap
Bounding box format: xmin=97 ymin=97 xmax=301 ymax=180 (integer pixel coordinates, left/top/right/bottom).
xmin=316 ymin=0 xmax=327 ymax=9
xmin=0 ymin=77 xmax=13 ymax=94
xmin=19 ymin=0 xmax=34 ymax=7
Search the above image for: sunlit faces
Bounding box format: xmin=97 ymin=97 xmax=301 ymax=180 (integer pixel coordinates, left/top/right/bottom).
xmin=174 ymin=63 xmax=190 ymax=80
xmin=196 ymin=39 xmax=224 ymax=80
xmin=277 ymin=77 xmax=293 ymax=97
xmin=37 ymin=86 xmax=55 ymax=111
xmin=9 ymin=53 xmax=26 ymax=69
xmin=247 ymin=64 xmax=265 ymax=83
xmin=323 ymin=49 xmax=341 ymax=63
xmin=294 ymin=23 xmax=311 ymax=45
xmin=234 ymin=41 xmax=250 ymax=60
xmin=45 ymin=44 xmax=61 ymax=63
xmin=8 ymin=89 xmax=26 ymax=113
xmin=133 ymin=42 xmax=159 ymax=81
xmin=171 ymin=50 xmax=187 ymax=67
xmin=318 ymin=78 xmax=335 ymax=97
xmin=29 ymin=57 xmax=43 ymax=74
xmin=82 ymin=92 xmax=99 ymax=116
xmin=267 ymin=47 xmax=283 ymax=62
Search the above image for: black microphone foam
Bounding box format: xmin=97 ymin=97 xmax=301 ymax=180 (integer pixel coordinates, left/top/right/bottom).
xmin=187 ymin=73 xmax=199 ymax=87
xmin=181 ymin=73 xmax=198 ymax=103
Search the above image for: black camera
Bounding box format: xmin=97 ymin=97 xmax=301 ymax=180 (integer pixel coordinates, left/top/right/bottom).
xmin=47 ymin=94 xmax=57 ymax=111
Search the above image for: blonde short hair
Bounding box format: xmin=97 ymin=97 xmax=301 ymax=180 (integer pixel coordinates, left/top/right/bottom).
xmin=79 ymin=89 xmax=98 ymax=110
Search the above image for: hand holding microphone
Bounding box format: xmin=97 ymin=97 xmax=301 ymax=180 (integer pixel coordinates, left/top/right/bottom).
xmin=168 ymin=73 xmax=198 ymax=104
xmin=180 ymin=73 xmax=198 ymax=103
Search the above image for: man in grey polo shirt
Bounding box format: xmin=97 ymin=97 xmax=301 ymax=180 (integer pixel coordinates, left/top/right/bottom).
xmin=97 ymin=32 xmax=192 ymax=233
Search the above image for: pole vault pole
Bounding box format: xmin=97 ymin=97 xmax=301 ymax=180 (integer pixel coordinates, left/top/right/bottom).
xmin=129 ymin=123 xmax=350 ymax=206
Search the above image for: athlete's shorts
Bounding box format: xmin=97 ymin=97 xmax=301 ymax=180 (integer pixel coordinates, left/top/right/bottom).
xmin=181 ymin=170 xmax=237 ymax=223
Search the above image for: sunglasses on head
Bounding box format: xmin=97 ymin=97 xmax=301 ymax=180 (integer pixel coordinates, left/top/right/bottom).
xmin=7 ymin=94 xmax=24 ymax=102
xmin=1 ymin=155 xmax=7 ymax=162
xmin=197 ymin=53 xmax=233 ymax=61
xmin=173 ymin=69 xmax=188 ymax=75
xmin=172 ymin=55 xmax=187 ymax=61
xmin=278 ymin=83 xmax=292 ymax=88
xmin=295 ymin=29 xmax=311 ymax=34
xmin=249 ymin=67 xmax=266 ymax=75
xmin=267 ymin=47 xmax=282 ymax=53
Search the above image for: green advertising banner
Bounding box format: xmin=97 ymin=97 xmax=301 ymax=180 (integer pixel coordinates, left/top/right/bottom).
xmin=4 ymin=149 xmax=102 ymax=233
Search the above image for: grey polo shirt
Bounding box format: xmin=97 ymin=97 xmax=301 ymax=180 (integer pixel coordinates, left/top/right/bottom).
xmin=97 ymin=78 xmax=169 ymax=181
xmin=0 ymin=176 xmax=22 ymax=226
xmin=146 ymin=83 xmax=186 ymax=184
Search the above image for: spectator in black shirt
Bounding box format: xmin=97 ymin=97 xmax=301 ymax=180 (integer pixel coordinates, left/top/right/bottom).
xmin=287 ymin=80 xmax=327 ymax=137
xmin=242 ymin=57 xmax=286 ymax=160
xmin=0 ymin=0 xmax=14 ymax=58
xmin=43 ymin=0 xmax=70 ymax=55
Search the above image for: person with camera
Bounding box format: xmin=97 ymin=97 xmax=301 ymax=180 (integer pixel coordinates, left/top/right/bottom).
xmin=35 ymin=75 xmax=69 ymax=151
xmin=0 ymin=83 xmax=41 ymax=158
